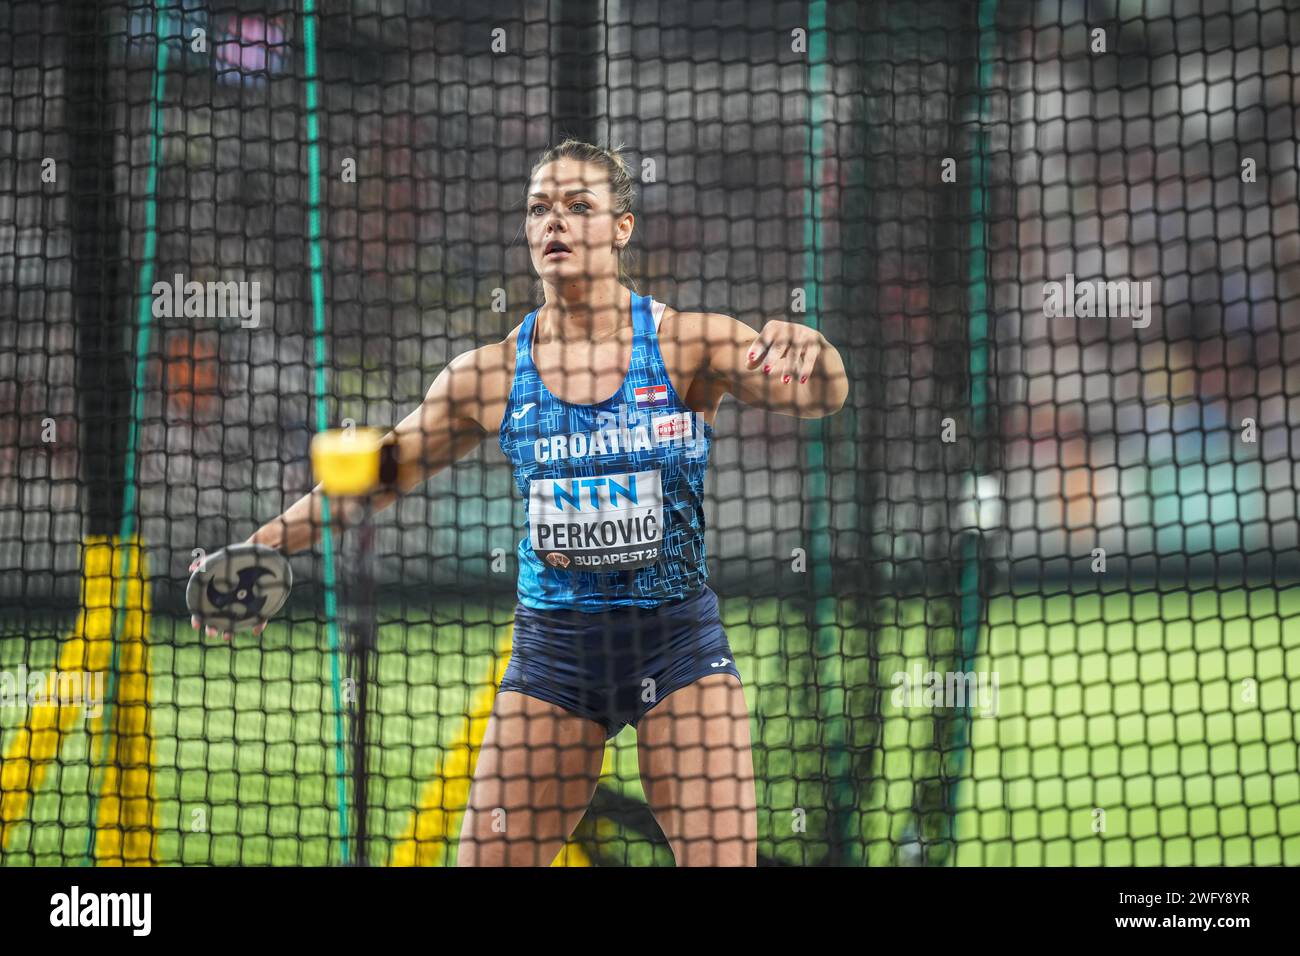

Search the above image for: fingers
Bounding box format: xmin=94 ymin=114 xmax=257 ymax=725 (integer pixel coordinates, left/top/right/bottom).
xmin=794 ymin=340 xmax=822 ymax=384
xmin=752 ymin=323 xmax=821 ymax=385
xmin=193 ymin=616 xmax=265 ymax=642
xmin=192 ymin=616 xmax=228 ymax=641
xmin=767 ymin=340 xmax=793 ymax=382
xmin=192 ymin=616 xmax=216 ymax=640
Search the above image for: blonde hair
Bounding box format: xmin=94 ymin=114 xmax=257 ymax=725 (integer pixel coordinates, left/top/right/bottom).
xmin=527 ymin=139 xmax=638 ymax=293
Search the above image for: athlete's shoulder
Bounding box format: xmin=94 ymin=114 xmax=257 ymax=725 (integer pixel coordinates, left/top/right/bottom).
xmin=654 ymin=304 xmax=755 ymax=378
xmin=445 ymin=321 xmax=525 ymax=378
xmin=439 ymin=321 xmax=530 ymax=434
xmin=657 ymin=303 xmax=754 ymax=342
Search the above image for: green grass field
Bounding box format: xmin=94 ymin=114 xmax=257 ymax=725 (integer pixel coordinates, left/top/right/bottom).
xmin=2 ymin=587 xmax=1297 ymax=865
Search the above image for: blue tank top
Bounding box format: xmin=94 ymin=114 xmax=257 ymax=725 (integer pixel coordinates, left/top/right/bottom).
xmin=499 ymin=292 xmax=713 ymax=611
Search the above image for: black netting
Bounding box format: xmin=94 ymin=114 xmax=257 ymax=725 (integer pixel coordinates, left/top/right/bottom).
xmin=0 ymin=0 xmax=1297 ymax=867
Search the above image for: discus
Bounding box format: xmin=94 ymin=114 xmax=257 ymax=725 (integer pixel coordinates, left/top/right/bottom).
xmin=186 ymin=542 xmax=293 ymax=632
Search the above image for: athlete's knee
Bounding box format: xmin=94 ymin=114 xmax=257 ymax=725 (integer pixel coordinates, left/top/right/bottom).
xmin=456 ymin=821 xmax=544 ymax=867
xmin=668 ymin=830 xmax=757 ymax=867
xmin=457 ymin=835 xmax=504 ymax=867
xmin=456 ymin=810 xmax=494 ymax=867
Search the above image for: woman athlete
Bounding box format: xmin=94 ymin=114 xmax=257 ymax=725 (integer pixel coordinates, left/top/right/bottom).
xmin=196 ymin=140 xmax=848 ymax=866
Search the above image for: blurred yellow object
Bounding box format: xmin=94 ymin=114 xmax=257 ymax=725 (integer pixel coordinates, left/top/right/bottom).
xmin=311 ymin=426 xmax=385 ymax=496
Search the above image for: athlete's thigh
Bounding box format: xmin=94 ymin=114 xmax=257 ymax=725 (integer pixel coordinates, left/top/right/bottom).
xmin=458 ymin=689 xmax=606 ymax=866
xmin=636 ymin=673 xmax=757 ymax=866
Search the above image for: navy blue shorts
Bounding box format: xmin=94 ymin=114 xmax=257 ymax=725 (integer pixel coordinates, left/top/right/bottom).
xmin=499 ymin=585 xmax=742 ymax=739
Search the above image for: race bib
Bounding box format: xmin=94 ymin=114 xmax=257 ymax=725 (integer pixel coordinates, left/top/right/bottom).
xmin=528 ymin=469 xmax=663 ymax=571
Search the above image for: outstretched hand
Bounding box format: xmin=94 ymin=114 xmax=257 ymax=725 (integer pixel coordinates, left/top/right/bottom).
xmin=190 ymin=614 xmax=268 ymax=643
xmin=745 ymin=320 xmax=826 ymax=386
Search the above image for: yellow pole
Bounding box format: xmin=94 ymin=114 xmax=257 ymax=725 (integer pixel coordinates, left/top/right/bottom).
xmin=0 ymin=535 xmax=158 ymax=863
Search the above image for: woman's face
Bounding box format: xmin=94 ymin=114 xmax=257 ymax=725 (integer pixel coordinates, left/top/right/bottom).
xmin=526 ymin=158 xmax=632 ymax=287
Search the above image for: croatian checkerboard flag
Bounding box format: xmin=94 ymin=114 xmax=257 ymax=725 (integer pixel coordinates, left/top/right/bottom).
xmin=634 ymin=384 xmax=669 ymax=409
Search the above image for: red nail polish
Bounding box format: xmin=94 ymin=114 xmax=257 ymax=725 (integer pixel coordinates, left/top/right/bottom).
xmin=763 ymin=365 xmax=771 ymax=373
xmin=747 ymin=352 xmax=755 ymax=361
xmin=800 ymin=375 xmax=807 ymax=383
xmin=783 ymin=375 xmax=790 ymax=383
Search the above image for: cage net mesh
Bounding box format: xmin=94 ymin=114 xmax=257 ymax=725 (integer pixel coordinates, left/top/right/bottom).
xmin=0 ymin=0 xmax=1297 ymax=866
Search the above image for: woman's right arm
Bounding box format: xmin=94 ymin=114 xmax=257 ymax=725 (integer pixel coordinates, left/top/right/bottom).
xmin=248 ymin=347 xmax=493 ymax=555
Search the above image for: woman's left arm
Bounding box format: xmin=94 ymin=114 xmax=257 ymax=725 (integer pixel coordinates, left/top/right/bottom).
xmin=694 ymin=313 xmax=849 ymax=419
